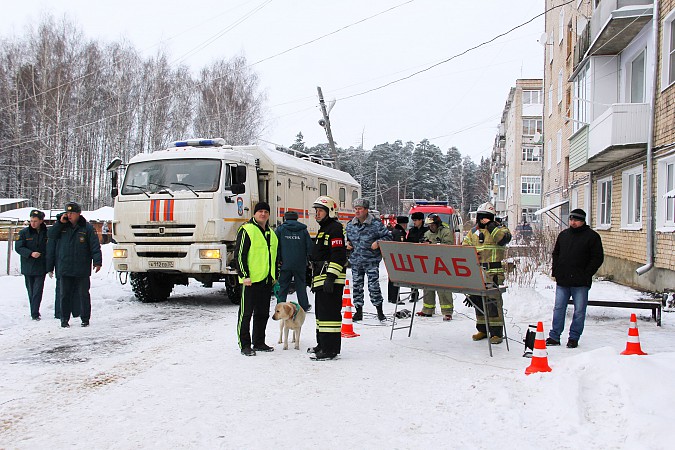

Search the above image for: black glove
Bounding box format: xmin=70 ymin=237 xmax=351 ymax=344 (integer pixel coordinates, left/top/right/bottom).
xmin=463 ymin=296 xmax=474 ymax=308
xmin=486 ymin=221 xmax=497 ymax=234
xmin=323 ymin=275 xmax=335 ymax=294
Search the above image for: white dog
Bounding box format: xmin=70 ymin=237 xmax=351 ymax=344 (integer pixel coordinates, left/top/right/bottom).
xmin=272 ymin=302 xmax=306 ymax=350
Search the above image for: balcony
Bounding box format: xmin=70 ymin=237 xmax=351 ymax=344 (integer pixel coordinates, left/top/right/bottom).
xmin=569 ymin=103 xmax=649 ymax=172
xmin=588 ymin=0 xmax=653 ymax=56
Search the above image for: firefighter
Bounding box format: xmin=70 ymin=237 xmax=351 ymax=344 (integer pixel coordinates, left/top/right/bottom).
xmin=462 ymin=202 xmax=511 ymax=344
xmin=417 ymin=214 xmax=455 ymax=320
xmin=235 ymin=202 xmax=279 ymax=356
xmin=308 ymin=196 xmax=347 ymax=361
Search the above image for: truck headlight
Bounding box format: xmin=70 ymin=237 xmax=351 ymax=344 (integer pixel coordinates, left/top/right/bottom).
xmin=113 ymin=249 xmax=127 ymax=258
xmin=199 ymin=249 xmax=221 ymax=259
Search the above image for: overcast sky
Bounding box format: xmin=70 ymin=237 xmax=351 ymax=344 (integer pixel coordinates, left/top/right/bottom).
xmin=1 ymin=0 xmax=545 ymax=162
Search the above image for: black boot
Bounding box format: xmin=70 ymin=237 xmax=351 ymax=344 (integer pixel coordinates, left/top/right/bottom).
xmin=352 ymin=306 xmax=363 ymax=322
xmin=376 ymin=304 xmax=386 ymax=322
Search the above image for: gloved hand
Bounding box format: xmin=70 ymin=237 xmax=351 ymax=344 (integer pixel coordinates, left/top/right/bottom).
xmin=486 ymin=221 xmax=497 ymax=234
xmin=48 ymin=272 xmax=54 ymax=279
xmin=323 ymin=275 xmax=335 ymax=294
xmin=463 ymin=296 xmax=474 ymax=308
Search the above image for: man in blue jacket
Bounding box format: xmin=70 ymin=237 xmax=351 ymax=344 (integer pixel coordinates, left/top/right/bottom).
xmin=275 ymin=210 xmax=313 ymax=312
xmin=46 ymin=202 xmax=102 ymax=328
xmin=15 ymin=209 xmax=48 ymax=320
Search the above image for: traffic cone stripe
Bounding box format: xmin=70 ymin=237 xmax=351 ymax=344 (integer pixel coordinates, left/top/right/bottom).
xmin=525 ymin=321 xmax=552 ymax=375
xmin=626 ymin=336 xmax=640 ymax=343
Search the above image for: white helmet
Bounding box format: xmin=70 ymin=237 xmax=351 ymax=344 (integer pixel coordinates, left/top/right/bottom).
xmin=477 ymin=202 xmax=496 ymax=216
xmin=313 ymin=196 xmax=338 ymax=218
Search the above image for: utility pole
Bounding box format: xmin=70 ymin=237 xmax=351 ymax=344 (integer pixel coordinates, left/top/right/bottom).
xmin=317 ymin=86 xmax=339 ymax=170
xmin=375 ymin=161 xmax=379 ymax=211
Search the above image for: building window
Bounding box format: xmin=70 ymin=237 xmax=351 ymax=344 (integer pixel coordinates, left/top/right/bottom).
xmin=320 ymin=183 xmax=327 ymax=196
xmin=498 ymin=170 xmax=506 ymax=202
xmin=547 ymin=139 xmax=552 ymax=170
xmin=522 ymin=207 xmax=539 ymax=223
xmin=522 ymin=146 xmax=541 ymax=161
xmin=597 ymin=176 xmax=612 ymax=228
xmin=339 ymin=187 xmax=346 ymax=207
xmin=559 ymin=7 xmax=565 ymax=44
xmin=662 ymin=10 xmax=675 ymax=88
xmin=522 ymin=90 xmax=542 ymax=104
xmin=522 ymin=118 xmax=542 ymax=136
xmin=657 ymin=155 xmax=675 ymax=230
xmin=630 ymin=49 xmax=646 ymax=103
xmin=521 ymin=176 xmax=541 ymax=195
xmin=352 ymin=189 xmax=359 ymax=203
xmin=558 ymin=70 xmax=564 ymax=104
xmin=621 ymin=165 xmax=643 ymax=229
xmin=573 ymin=63 xmax=590 ymax=133
xmin=556 ymin=129 xmax=562 ymax=163
xmin=548 ymin=32 xmax=554 ymax=64
xmin=548 ymin=85 xmax=553 ymax=116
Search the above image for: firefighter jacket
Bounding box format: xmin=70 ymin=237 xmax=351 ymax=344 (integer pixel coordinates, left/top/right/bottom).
xmin=15 ymin=223 xmax=48 ymax=276
xmin=311 ymin=216 xmax=347 ymax=290
xmin=46 ymin=215 xmax=102 ymax=278
xmin=552 ymin=224 xmax=604 ymax=287
xmin=345 ymin=214 xmax=392 ymax=266
xmin=423 ymin=224 xmax=454 ymax=245
xmin=462 ymin=221 xmax=511 ymax=285
xmin=235 ymin=218 xmax=279 ymax=284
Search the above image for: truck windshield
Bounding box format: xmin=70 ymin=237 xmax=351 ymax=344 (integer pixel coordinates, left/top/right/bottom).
xmin=122 ymin=159 xmax=224 ymax=195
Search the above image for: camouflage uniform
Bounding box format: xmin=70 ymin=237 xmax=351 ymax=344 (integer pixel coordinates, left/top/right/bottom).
xmin=345 ymin=214 xmax=392 ymax=307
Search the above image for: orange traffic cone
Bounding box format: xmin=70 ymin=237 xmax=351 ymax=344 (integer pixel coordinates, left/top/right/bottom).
xmin=525 ymin=322 xmax=552 ymax=375
xmin=341 ymin=280 xmax=360 ymax=338
xmin=621 ymin=313 xmax=647 ymax=355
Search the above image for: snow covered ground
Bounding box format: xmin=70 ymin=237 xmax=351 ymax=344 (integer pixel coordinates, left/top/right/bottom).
xmin=1 ymin=242 xmax=673 ymax=449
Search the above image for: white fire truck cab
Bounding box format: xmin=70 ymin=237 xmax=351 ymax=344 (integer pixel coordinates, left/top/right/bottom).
xmin=108 ymin=138 xmax=360 ymax=303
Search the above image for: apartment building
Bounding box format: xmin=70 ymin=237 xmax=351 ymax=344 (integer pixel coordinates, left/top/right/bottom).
xmin=549 ymin=0 xmax=674 ymax=291
xmin=491 ymin=80 xmax=544 ymax=229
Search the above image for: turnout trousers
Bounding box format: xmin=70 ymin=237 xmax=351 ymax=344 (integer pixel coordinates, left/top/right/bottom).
xmin=314 ymin=288 xmax=343 ymax=355
xmin=24 ymin=274 xmax=45 ymax=319
xmin=468 ymin=293 xmax=504 ymax=338
xmin=60 ymin=276 xmax=89 ymax=322
xmin=420 ymin=289 xmax=454 ymax=316
xmin=237 ymin=280 xmax=273 ymax=350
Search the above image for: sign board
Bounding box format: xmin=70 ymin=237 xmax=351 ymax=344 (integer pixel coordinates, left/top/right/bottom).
xmin=379 ymin=241 xmax=487 ymax=292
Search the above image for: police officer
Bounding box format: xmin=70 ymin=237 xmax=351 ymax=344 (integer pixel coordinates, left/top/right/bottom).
xmin=235 ymin=201 xmax=279 ymax=356
xmin=462 ymin=202 xmax=511 ymax=344
xmin=387 ymin=216 xmax=408 ymax=305
xmin=308 ymin=196 xmax=347 ymax=361
xmin=345 ymin=198 xmax=392 ymax=322
xmin=15 ymin=209 xmax=48 ymax=320
xmin=46 ymin=202 xmax=102 ymax=328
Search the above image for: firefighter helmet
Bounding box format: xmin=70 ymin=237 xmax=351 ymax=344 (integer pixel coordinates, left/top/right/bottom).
xmin=424 ymin=213 xmax=442 ymax=226
xmin=476 ymin=202 xmax=496 ymax=216
xmin=312 ymin=196 xmax=338 ymax=218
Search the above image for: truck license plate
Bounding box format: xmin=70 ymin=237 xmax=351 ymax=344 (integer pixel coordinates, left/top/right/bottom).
xmin=148 ymin=261 xmax=174 ymax=269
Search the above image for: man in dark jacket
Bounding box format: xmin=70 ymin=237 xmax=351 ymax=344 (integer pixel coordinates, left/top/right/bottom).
xmin=275 ymin=210 xmax=313 ymax=312
xmin=547 ymin=209 xmax=604 ymax=349
xmin=405 ymin=212 xmax=428 ymax=303
xmin=46 ymin=202 xmax=102 ymax=328
xmin=387 ymin=216 xmax=408 ymax=305
xmin=15 ymin=209 xmax=48 ymax=320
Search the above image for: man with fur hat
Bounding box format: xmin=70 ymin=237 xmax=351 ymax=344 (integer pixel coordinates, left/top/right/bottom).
xmin=462 ymin=202 xmax=511 ymax=344
xmin=15 ymin=209 xmax=48 ymax=320
xmin=235 ymin=201 xmax=279 ymax=356
xmin=275 ymin=210 xmax=313 ymax=312
xmin=547 ymin=209 xmax=604 ymax=349
xmin=46 ymin=202 xmax=102 ymax=328
xmin=345 ymin=197 xmax=392 ymax=322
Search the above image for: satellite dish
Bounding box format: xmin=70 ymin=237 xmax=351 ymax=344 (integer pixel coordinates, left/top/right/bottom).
xmin=538 ymin=32 xmax=548 ymax=46
xmin=533 ymin=131 xmax=542 ymax=143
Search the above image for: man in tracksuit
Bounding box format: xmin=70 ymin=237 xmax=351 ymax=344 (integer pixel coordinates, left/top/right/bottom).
xmin=308 ymin=196 xmax=347 ymax=361
xmin=275 ymin=210 xmax=313 ymax=312
xmin=46 ymin=202 xmax=102 ymax=328
xmin=15 ymin=209 xmax=48 ymax=320
xmin=235 ymin=201 xmax=279 ymax=356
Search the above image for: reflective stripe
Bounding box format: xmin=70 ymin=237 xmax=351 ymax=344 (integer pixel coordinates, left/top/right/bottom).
xmin=532 ymin=348 xmax=548 ymax=358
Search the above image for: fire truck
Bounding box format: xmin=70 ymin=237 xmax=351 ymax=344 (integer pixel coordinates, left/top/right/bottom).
xmin=408 ymin=200 xmax=463 ymax=244
xmin=107 ymin=139 xmax=360 ymax=303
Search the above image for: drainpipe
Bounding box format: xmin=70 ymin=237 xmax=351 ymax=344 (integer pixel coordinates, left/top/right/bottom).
xmin=637 ymin=0 xmax=659 ymax=276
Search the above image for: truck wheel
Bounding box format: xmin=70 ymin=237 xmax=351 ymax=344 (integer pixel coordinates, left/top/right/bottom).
xmin=225 ymin=277 xmax=241 ymax=304
xmin=130 ymin=273 xmax=173 ymax=302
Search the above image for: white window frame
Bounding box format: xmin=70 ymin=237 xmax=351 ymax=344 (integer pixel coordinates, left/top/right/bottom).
xmin=548 ymin=85 xmax=553 ymax=116
xmin=522 ymin=118 xmax=542 ymax=137
xmin=498 ymin=170 xmax=506 ymax=202
xmin=522 ymin=90 xmax=542 ymax=104
xmin=661 ymin=9 xmax=675 ymax=91
xmin=597 ymin=176 xmax=612 ymax=229
xmin=558 ymin=70 xmax=564 ymax=104
xmin=621 ymin=165 xmax=643 ymax=230
xmin=522 ymin=146 xmax=541 ymax=162
xmin=547 ymin=138 xmax=552 ymax=170
xmin=556 ymin=129 xmax=562 ymax=164
xmin=548 ymin=32 xmax=554 ymax=64
xmin=573 ymin=63 xmax=590 ymax=133
xmin=521 ymin=176 xmax=541 ymax=195
xmin=656 ymin=154 xmax=675 ymax=231
xmin=629 ymin=49 xmax=646 ymax=103
xmin=559 ymin=8 xmax=565 ymax=44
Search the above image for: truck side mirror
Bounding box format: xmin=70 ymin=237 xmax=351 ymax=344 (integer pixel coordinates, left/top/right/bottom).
xmin=231 ymin=183 xmax=245 ymax=195
xmin=111 ymin=172 xmax=119 ymax=198
xmin=232 ymin=166 xmax=247 ymax=184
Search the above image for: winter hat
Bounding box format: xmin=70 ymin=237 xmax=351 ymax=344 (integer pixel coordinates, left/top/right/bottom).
xmin=64 ymin=202 xmax=82 ymax=213
xmin=284 ymin=210 xmax=299 ymax=221
xmin=254 ymin=202 xmax=271 ymax=214
xmin=396 ymin=215 xmax=409 ymax=224
xmin=353 ymin=198 xmax=370 ymax=209
xmin=569 ymin=209 xmax=586 ymax=222
xmin=30 ymin=209 xmax=45 ymax=220
xmin=411 ymin=212 xmax=424 ymax=221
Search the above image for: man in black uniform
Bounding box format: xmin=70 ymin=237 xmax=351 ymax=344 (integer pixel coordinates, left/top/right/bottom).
xmin=387 ymin=216 xmax=408 ymax=305
xmin=404 ymin=212 xmax=428 ymax=303
xmin=15 ymin=209 xmax=48 ymax=320
xmin=308 ymin=196 xmax=347 ymax=361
